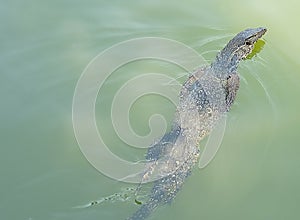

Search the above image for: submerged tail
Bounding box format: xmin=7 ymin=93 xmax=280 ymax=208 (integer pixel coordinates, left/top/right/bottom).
xmin=127 ymin=145 xmax=199 ymax=220
xmin=127 ymin=126 xmax=182 ymax=220
xmin=127 ymin=164 xmax=195 ymax=220
xmin=127 ymin=200 xmax=159 ymax=220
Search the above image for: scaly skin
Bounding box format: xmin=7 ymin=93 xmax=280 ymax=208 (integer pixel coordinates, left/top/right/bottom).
xmin=127 ymin=27 xmax=267 ymax=220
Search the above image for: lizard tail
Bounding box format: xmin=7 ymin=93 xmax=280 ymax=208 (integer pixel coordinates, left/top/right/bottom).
xmin=127 ymin=201 xmax=159 ymax=220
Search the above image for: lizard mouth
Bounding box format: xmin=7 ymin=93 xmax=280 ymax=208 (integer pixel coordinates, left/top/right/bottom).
xmin=246 ymin=27 xmax=267 ymax=45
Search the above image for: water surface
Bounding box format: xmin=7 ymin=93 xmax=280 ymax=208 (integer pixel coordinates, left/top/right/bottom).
xmin=1 ymin=1 xmax=300 ymax=220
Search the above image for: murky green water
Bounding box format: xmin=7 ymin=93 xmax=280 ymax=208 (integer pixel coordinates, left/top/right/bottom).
xmin=1 ymin=1 xmax=300 ymax=220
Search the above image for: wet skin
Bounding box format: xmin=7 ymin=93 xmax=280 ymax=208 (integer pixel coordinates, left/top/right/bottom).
xmin=127 ymin=27 xmax=267 ymax=220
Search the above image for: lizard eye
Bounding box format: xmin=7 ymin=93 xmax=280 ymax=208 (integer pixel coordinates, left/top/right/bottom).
xmin=245 ymin=41 xmax=251 ymax=45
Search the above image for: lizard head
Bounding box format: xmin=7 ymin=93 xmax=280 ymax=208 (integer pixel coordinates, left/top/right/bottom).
xmin=230 ymin=27 xmax=267 ymax=60
xmin=212 ymin=27 xmax=267 ymax=75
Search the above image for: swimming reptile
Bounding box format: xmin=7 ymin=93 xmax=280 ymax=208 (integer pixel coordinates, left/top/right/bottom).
xmin=127 ymin=27 xmax=267 ymax=220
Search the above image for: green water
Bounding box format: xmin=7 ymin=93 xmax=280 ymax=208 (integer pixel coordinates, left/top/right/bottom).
xmin=1 ymin=1 xmax=300 ymax=220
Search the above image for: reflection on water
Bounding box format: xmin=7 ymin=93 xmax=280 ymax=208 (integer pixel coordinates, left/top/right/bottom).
xmin=1 ymin=1 xmax=300 ymax=220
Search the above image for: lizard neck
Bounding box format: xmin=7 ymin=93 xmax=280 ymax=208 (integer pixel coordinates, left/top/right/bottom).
xmin=211 ymin=44 xmax=241 ymax=77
